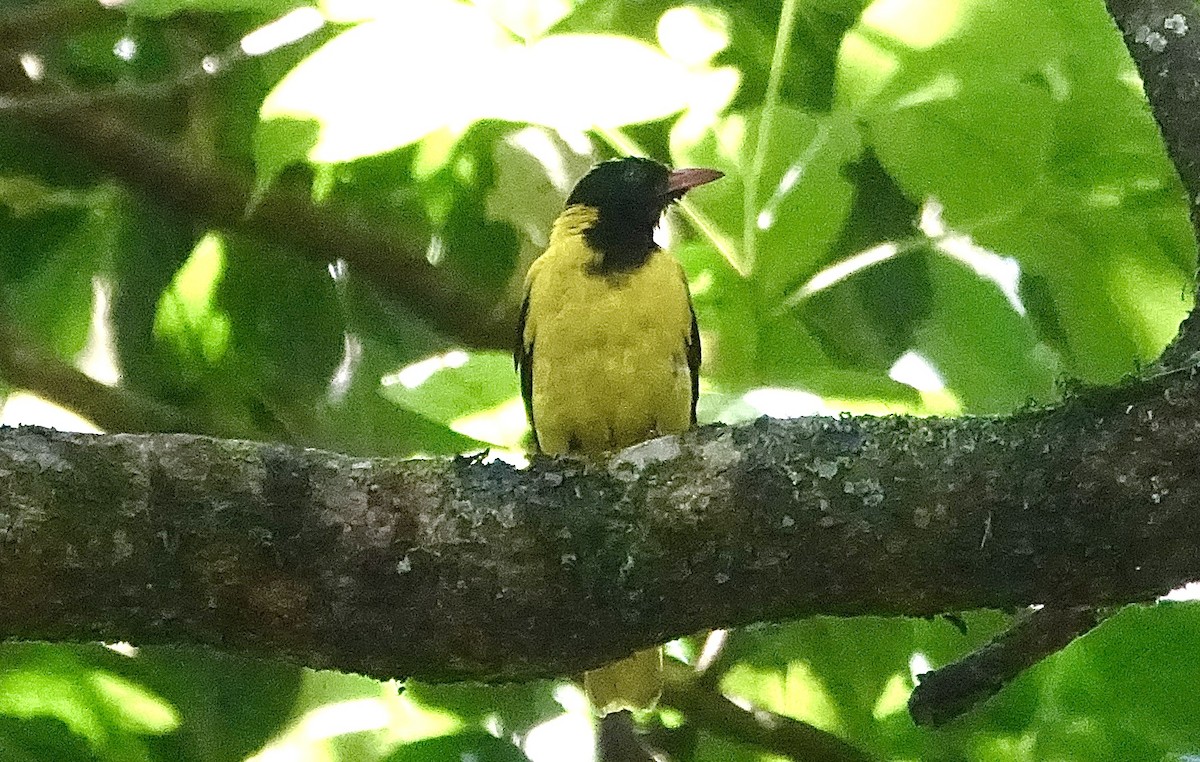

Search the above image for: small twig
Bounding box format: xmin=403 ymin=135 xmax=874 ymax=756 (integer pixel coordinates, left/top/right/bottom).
xmin=660 ymin=663 xmax=873 ymax=762
xmin=908 ymin=605 xmax=1101 ymax=727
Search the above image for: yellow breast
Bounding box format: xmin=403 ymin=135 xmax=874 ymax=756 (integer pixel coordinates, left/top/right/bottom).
xmin=522 ymin=207 xmax=694 ymax=455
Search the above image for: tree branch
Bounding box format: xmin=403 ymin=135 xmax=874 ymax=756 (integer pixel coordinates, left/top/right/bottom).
xmin=0 ymin=62 xmax=512 ymax=350
xmin=0 ymin=358 xmax=1197 ymax=680
xmin=660 ymin=664 xmax=872 ymax=762
xmin=907 ymin=606 xmax=1100 ymax=727
xmin=0 ymin=318 xmax=194 ymax=434
xmin=0 ymin=0 xmax=112 ymax=47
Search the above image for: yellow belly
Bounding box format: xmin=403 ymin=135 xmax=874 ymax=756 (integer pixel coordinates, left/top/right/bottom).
xmin=523 ymin=234 xmax=693 ymax=456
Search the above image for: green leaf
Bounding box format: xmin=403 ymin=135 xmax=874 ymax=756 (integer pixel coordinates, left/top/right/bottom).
xmin=217 ymin=235 xmax=344 ymax=404
xmin=120 ymin=647 xmax=302 ymax=762
xmin=670 ymin=106 xmax=864 ymax=296
xmin=153 ymin=233 xmax=231 ymax=368
xmin=719 ymin=613 xmax=1010 ymax=756
xmin=914 ymin=255 xmax=1058 ymax=413
xmin=259 ymin=3 xmax=514 ymax=168
xmin=0 ymin=643 xmax=179 ymax=762
xmin=489 ymin=35 xmax=737 ymax=131
xmin=0 ymin=185 xmax=120 ymax=361
xmin=110 ymin=196 xmax=205 ymax=409
xmin=403 ymin=680 xmax=562 ymax=737
xmin=257 ymin=2 xmax=736 ymax=178
xmin=837 ymin=0 xmax=1195 ymax=383
xmin=380 ymin=350 xmax=526 ymax=450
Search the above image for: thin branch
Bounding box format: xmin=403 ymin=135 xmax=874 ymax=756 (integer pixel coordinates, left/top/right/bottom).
xmin=661 ymin=664 xmax=872 ymax=762
xmin=907 ymin=606 xmax=1100 ymax=727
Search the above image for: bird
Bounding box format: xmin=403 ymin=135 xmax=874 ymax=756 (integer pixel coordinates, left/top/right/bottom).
xmin=515 ymin=156 xmax=723 ymax=715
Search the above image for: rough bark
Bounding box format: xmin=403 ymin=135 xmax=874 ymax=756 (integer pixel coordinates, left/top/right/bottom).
xmin=0 ymin=361 xmax=1197 ymax=682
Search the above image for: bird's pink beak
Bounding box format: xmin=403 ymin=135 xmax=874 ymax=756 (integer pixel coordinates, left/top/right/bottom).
xmin=664 ymin=167 xmax=724 ymax=196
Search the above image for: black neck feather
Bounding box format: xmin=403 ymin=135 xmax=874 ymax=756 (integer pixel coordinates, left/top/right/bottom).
xmin=583 ymin=215 xmax=657 ymax=272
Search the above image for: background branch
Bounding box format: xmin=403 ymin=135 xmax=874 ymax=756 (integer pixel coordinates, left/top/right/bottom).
xmin=907 ymin=606 xmax=1100 ymax=727
xmin=660 ymin=663 xmax=872 ymax=762
xmin=0 ymin=317 xmax=193 ymax=434
xmin=0 ymin=49 xmax=512 ymax=350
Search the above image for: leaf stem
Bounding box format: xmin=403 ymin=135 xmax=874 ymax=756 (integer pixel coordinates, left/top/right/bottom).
xmin=745 ymin=0 xmax=799 ymax=274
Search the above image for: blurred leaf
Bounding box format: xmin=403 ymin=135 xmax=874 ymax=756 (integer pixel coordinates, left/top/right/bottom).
xmin=914 ymin=255 xmax=1058 ymax=413
xmin=0 ymin=184 xmax=120 ymax=361
xmin=404 ymin=680 xmax=562 ymax=737
xmin=720 ymin=613 xmax=1009 ymax=756
xmin=153 ymin=233 xmax=231 ymax=368
xmin=489 ymin=35 xmax=738 ymax=131
xmin=837 ymin=0 xmax=1195 ymax=384
xmin=306 ymin=335 xmax=484 ymax=457
xmin=974 ymin=603 xmax=1200 ymax=758
xmin=692 ymin=730 xmax=785 ymax=762
xmin=126 ymin=647 xmax=301 ymax=762
xmin=0 ymin=123 xmax=101 ymax=190
xmin=250 ymin=668 xmax=411 ymax=762
xmin=474 ymin=0 xmax=576 ymax=40
xmin=671 ymin=106 xmax=863 ymax=296
xmin=259 ymin=2 xmax=514 ymax=167
xmin=258 ymin=1 xmax=735 ymax=176
xmin=252 ymin=118 xmax=320 ymax=203
xmin=110 ymin=196 xmax=204 ymax=406
xmin=0 ymin=716 xmax=100 ymax=762
xmin=381 ymin=351 xmax=526 ymax=449
xmin=217 ymin=235 xmax=344 ymax=405
xmin=0 ymin=643 xmax=178 ymax=762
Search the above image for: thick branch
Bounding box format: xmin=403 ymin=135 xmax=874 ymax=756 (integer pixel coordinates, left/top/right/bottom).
xmin=0 ymin=364 xmax=1198 ymax=681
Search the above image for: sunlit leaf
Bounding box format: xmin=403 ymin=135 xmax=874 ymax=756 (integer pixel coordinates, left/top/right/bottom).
xmin=258 ymin=2 xmax=737 ymax=178
xmin=381 ymin=351 xmax=526 ymax=449
xmin=489 ymin=35 xmax=736 ymax=131
xmin=261 ymin=2 xmax=511 ymax=166
xmin=153 ymin=233 xmax=231 ymax=367
xmin=837 ymin=0 xmax=1196 ymax=384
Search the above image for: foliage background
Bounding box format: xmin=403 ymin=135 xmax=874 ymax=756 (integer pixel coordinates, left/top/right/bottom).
xmin=0 ymin=0 xmax=1198 ymax=759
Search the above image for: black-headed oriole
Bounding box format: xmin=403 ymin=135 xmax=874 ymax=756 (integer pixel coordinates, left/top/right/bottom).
xmin=516 ymin=157 xmax=722 ymax=714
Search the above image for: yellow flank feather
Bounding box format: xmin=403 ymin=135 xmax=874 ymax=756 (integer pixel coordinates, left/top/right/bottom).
xmin=522 ymin=206 xmax=694 ymax=456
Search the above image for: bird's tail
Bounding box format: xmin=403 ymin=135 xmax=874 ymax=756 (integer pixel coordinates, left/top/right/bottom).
xmin=584 ymin=647 xmax=663 ymax=715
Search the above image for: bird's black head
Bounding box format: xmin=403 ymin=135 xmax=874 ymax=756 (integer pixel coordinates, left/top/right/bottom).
xmin=566 ymin=157 xmax=722 ymax=272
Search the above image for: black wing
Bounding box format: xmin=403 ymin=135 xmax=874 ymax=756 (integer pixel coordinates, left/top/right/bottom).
xmin=515 ymin=291 xmax=538 ymax=449
xmin=687 ymin=301 xmax=701 ymax=425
